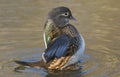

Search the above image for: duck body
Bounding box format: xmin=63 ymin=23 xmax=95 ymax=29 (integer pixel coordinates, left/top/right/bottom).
xmin=42 ymin=19 xmax=85 ymax=70
xmin=15 ymin=6 xmax=85 ymax=70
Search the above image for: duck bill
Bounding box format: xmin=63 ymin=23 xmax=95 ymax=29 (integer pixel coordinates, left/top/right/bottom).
xmin=70 ymin=16 xmax=77 ymax=21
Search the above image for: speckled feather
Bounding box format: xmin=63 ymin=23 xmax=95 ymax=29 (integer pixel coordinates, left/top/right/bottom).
xmin=43 ymin=22 xmax=82 ymax=69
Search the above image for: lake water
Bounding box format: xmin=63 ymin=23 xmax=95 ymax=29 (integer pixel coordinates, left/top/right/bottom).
xmin=0 ymin=0 xmax=120 ymax=77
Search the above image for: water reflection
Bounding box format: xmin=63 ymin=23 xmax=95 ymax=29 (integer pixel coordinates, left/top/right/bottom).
xmin=14 ymin=52 xmax=88 ymax=77
xmin=14 ymin=64 xmax=83 ymax=77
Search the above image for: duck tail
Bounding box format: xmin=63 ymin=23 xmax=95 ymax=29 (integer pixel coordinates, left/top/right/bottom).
xmin=14 ymin=60 xmax=48 ymax=68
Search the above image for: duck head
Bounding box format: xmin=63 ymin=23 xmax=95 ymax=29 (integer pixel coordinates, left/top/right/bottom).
xmin=48 ymin=6 xmax=76 ymax=27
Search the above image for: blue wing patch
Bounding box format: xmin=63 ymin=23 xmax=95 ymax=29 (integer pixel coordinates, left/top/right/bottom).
xmin=43 ymin=35 xmax=71 ymax=63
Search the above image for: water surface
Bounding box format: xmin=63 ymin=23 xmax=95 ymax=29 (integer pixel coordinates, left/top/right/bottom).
xmin=0 ymin=0 xmax=120 ymax=77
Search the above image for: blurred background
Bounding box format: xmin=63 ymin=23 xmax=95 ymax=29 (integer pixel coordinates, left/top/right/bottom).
xmin=0 ymin=0 xmax=119 ymax=77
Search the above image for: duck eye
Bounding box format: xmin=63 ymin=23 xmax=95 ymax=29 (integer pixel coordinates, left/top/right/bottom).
xmin=61 ymin=12 xmax=69 ymax=16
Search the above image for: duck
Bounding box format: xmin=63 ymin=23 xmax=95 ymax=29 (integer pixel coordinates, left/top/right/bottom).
xmin=15 ymin=6 xmax=85 ymax=70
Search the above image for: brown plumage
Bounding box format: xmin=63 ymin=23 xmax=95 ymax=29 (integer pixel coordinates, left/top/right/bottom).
xmin=15 ymin=6 xmax=85 ymax=70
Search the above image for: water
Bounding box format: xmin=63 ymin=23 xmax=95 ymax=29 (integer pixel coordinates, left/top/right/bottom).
xmin=0 ymin=0 xmax=120 ymax=77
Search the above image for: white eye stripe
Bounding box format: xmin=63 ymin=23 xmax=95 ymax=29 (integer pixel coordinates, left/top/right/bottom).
xmin=61 ymin=12 xmax=69 ymax=16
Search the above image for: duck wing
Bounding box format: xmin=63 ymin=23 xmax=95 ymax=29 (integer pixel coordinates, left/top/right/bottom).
xmin=42 ymin=35 xmax=72 ymax=63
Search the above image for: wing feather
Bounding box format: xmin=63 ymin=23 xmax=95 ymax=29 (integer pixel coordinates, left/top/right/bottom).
xmin=43 ymin=35 xmax=71 ymax=63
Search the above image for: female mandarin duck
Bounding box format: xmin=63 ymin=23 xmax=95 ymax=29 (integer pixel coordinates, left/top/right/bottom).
xmin=15 ymin=6 xmax=85 ymax=70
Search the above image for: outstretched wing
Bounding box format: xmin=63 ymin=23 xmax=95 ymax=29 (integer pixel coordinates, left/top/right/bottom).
xmin=43 ymin=20 xmax=54 ymax=48
xmin=42 ymin=35 xmax=71 ymax=63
